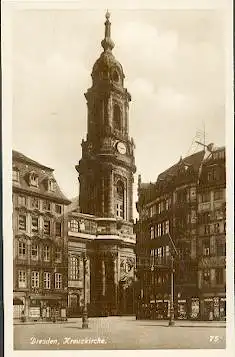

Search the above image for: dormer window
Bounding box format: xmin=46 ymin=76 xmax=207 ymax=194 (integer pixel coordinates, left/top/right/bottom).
xmin=13 ymin=167 xmax=20 ymax=182
xmin=30 ymin=172 xmax=39 ymax=187
xmin=48 ymin=179 xmax=56 ymax=192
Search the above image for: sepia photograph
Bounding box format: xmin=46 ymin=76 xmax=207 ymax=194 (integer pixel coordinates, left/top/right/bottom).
xmin=2 ymin=0 xmax=234 ymax=355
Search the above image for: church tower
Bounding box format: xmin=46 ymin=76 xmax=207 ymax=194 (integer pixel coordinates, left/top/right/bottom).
xmin=76 ymin=12 xmax=136 ymax=316
xmin=77 ymin=11 xmax=136 ymax=221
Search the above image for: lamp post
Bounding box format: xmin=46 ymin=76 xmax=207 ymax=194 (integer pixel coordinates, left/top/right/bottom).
xmin=82 ymin=252 xmax=89 ymax=329
xmin=168 ymin=254 xmax=175 ymax=326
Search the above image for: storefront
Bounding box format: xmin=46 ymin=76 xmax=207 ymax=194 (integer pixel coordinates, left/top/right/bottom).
xmin=13 ymin=296 xmax=24 ymax=319
xmin=201 ymin=296 xmax=226 ymax=321
xmin=29 ymin=295 xmax=67 ymax=321
xmin=147 ymin=299 xmax=170 ymax=320
xmin=177 ymin=299 xmax=187 ymax=319
xmin=190 ymin=298 xmax=200 ymax=320
xmin=220 ymin=298 xmax=226 ymax=320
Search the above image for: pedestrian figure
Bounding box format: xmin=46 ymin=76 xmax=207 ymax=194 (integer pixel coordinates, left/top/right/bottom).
xmin=21 ymin=309 xmax=26 ymax=323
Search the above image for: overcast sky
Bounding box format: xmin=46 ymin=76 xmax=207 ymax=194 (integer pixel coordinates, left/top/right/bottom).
xmin=12 ymin=8 xmax=226 ymax=211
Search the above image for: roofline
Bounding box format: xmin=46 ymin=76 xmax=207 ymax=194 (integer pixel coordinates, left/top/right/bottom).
xmin=12 ymin=150 xmax=54 ymax=171
xmin=157 ymin=149 xmax=205 ymax=179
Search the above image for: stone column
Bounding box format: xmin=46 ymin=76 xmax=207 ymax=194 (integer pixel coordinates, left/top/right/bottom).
xmin=101 ymin=177 xmax=105 ymax=216
xmin=86 ymin=257 xmax=90 ymax=304
xmin=113 ymin=254 xmax=118 ymax=314
xmin=102 ymin=259 xmax=106 ymax=297
xmin=108 ymin=169 xmax=114 ymax=217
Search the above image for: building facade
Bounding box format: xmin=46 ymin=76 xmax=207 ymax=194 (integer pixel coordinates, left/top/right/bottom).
xmin=66 ymin=201 xmax=136 ymax=317
xmin=13 ymin=150 xmax=70 ymax=321
xmin=135 ymin=145 xmax=226 ymax=320
xmin=197 ymin=146 xmax=226 ymax=320
xmin=67 ymin=12 xmax=136 ymax=316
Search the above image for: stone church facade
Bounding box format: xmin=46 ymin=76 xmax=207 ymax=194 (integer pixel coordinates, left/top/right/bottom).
xmin=67 ymin=11 xmax=136 ymax=316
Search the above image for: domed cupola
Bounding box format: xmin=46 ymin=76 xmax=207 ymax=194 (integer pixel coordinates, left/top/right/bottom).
xmin=91 ymin=11 xmax=125 ymax=87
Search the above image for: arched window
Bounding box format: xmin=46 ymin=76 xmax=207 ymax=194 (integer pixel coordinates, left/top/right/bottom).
xmin=112 ymin=70 xmax=119 ymax=82
xmin=116 ymin=180 xmax=125 ymax=219
xmin=113 ymin=104 xmax=122 ymax=131
xmin=101 ymin=65 xmax=109 ymax=80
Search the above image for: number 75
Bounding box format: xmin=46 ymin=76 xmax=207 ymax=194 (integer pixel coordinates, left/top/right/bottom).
xmin=209 ymin=336 xmax=220 ymax=343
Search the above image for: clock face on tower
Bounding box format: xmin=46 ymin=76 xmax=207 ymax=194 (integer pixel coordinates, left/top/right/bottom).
xmin=117 ymin=142 xmax=126 ymax=155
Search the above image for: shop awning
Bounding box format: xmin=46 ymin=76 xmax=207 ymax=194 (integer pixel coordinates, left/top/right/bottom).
xmin=13 ymin=297 xmax=23 ymax=305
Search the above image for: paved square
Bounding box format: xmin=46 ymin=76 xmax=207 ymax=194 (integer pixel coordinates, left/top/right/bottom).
xmin=14 ymin=316 xmax=226 ymax=350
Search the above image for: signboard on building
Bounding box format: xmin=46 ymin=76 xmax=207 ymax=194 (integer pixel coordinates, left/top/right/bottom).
xmin=29 ymin=307 xmax=40 ymax=318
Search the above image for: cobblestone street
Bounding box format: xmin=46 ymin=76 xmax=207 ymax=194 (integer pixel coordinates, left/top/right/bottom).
xmin=14 ymin=316 xmax=226 ymax=350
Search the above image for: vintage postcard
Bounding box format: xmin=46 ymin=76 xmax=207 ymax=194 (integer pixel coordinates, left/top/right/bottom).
xmin=2 ymin=0 xmax=234 ymax=356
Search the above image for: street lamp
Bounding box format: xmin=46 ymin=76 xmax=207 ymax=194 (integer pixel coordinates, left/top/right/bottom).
xmin=82 ymin=252 xmax=89 ymax=329
xmin=168 ymin=254 xmax=175 ymax=326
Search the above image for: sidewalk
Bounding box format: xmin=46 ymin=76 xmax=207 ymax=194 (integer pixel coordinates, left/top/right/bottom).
xmin=136 ymin=319 xmax=226 ymax=328
xmin=14 ymin=316 xmax=226 ymax=328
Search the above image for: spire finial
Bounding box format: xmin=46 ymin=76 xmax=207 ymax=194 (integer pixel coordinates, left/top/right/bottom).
xmin=105 ymin=9 xmax=110 ymax=20
xmin=101 ymin=10 xmax=115 ymax=51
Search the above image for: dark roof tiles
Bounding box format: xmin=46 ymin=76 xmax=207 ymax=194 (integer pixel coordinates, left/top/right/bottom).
xmin=12 ymin=150 xmax=70 ymax=204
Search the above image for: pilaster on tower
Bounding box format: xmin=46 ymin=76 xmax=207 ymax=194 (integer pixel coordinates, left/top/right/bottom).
xmin=76 ymin=12 xmax=136 ymax=221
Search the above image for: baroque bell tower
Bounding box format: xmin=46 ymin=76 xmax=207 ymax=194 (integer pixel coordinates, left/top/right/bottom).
xmin=76 ymin=11 xmax=136 ymax=316
xmin=77 ymin=11 xmax=136 ymax=220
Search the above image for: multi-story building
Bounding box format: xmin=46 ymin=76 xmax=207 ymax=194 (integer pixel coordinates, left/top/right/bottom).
xmin=197 ymin=146 xmax=226 ymax=320
xmin=135 ymin=145 xmax=226 ymax=321
xmin=13 ymin=150 xmax=70 ymax=321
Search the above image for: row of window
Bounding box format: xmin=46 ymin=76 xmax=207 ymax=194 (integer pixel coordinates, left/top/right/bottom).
xmin=150 ymin=273 xmax=169 ymax=286
xmin=149 ymin=199 xmax=172 ymax=217
xmin=18 ymin=270 xmax=62 ymax=289
xmin=206 ymin=167 xmax=224 ymax=182
xmin=203 ymin=222 xmax=226 ymax=235
xmin=145 ymin=267 xmax=224 ymax=286
xmin=149 ymin=218 xmax=225 ymax=240
xmin=148 ymin=188 xmax=198 ymax=217
xmin=201 ymin=239 xmax=226 ymax=257
xmin=150 ymin=246 xmax=170 ymax=265
xmin=202 ymin=268 xmax=224 ymax=285
xmin=200 ymin=189 xmax=224 ymax=203
xmin=16 ymin=195 xmax=62 ymax=214
xmin=18 ymin=242 xmax=62 ymax=262
xmin=13 ymin=169 xmax=56 ymax=191
xmin=18 ymin=214 xmax=62 ymax=236
xmin=198 ymin=210 xmax=225 ymax=224
xmin=68 ymin=219 xmax=97 ymax=233
xmin=150 ymin=221 xmax=170 ymax=239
